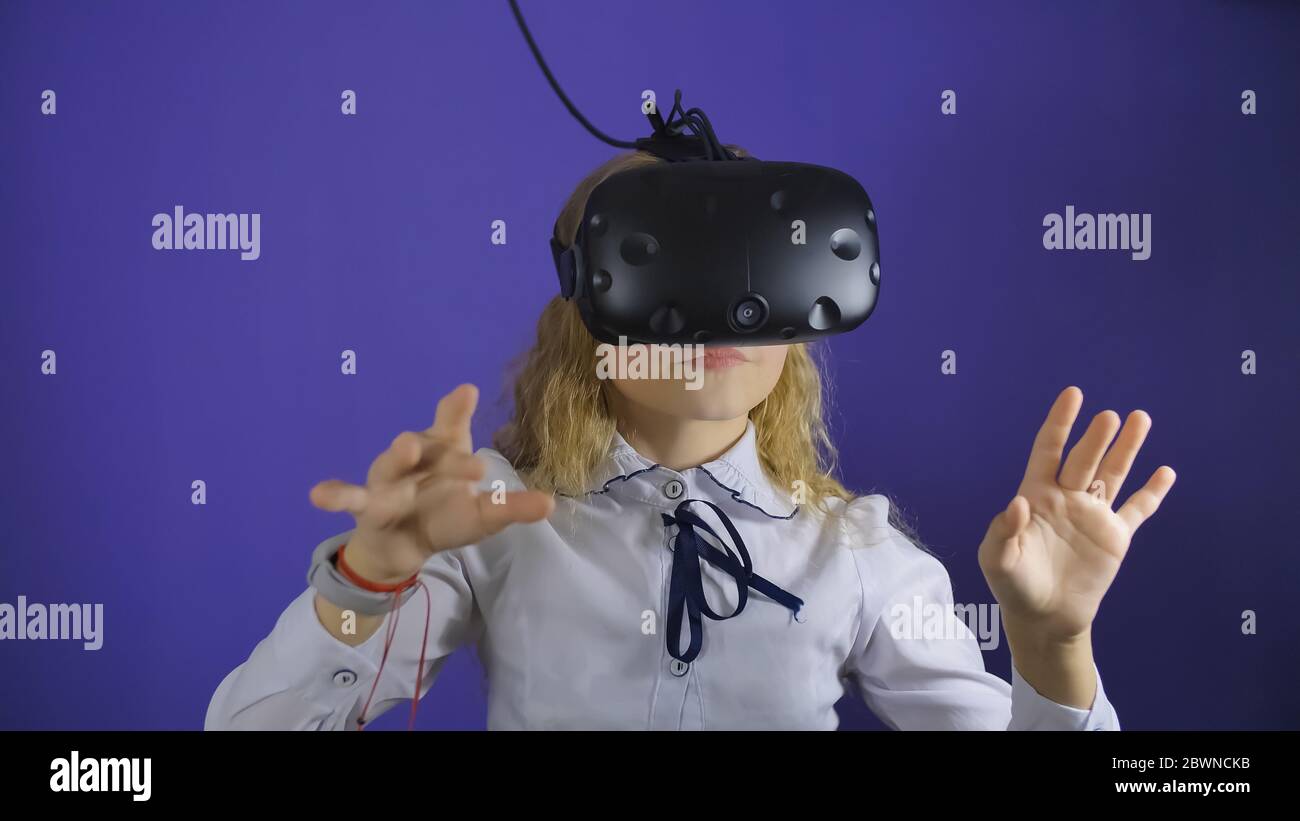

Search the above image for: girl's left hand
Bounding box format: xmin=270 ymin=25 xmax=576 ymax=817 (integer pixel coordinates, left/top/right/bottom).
xmin=978 ymin=386 xmax=1177 ymax=643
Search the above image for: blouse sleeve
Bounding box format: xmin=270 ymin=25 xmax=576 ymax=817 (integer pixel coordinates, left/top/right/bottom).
xmin=204 ymin=543 xmax=480 ymax=730
xmin=204 ymin=447 xmax=539 ymax=731
xmin=842 ymin=495 xmax=1120 ymax=731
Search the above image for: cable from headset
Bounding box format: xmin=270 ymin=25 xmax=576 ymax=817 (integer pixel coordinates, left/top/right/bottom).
xmin=685 ymin=106 xmax=735 ymax=160
xmin=507 ymin=0 xmax=637 ymax=149
xmin=658 ymin=90 xmax=737 ymax=161
xmin=508 ymin=0 xmax=738 ymax=161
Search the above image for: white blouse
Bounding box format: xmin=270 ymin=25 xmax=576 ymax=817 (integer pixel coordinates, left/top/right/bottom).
xmin=206 ymin=422 xmax=1119 ymax=730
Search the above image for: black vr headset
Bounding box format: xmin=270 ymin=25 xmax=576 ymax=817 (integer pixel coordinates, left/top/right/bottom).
xmin=511 ymin=1 xmax=880 ymax=347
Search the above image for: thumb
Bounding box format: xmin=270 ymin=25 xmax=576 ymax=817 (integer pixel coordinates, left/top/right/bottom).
xmin=983 ymin=495 xmax=1030 ymax=572
xmin=476 ymin=490 xmax=555 ymax=536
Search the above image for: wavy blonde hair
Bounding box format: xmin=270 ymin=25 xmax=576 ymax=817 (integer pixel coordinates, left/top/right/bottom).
xmin=493 ymin=147 xmax=856 ymax=515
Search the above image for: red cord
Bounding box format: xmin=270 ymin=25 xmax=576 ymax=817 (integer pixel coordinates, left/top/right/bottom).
xmin=355 ymin=586 xmax=401 ymax=730
xmin=341 ymin=541 xmax=431 ymax=731
xmin=409 ymin=581 xmax=431 ymax=730
xmin=337 ymin=543 xmax=419 ymax=593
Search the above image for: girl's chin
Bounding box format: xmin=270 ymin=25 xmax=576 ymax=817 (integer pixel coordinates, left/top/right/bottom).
xmin=661 ymin=394 xmax=755 ymax=422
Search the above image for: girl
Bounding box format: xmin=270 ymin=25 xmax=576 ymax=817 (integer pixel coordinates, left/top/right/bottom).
xmin=205 ymin=149 xmax=1176 ymax=731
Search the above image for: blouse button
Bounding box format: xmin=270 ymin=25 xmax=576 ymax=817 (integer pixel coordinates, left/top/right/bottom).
xmin=662 ymin=479 xmax=684 ymax=500
xmin=669 ymin=659 xmax=690 ymax=677
xmin=332 ymin=669 xmax=358 ymax=688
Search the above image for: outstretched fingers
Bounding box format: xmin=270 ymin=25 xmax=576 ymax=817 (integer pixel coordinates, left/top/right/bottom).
xmin=1022 ymin=386 xmax=1084 ymax=487
xmin=365 ymin=384 xmax=482 ymax=487
xmin=1058 ymin=409 xmax=1122 ymax=492
xmin=1091 ymin=410 xmax=1152 ymax=504
xmin=1116 ymin=466 xmax=1177 ymax=534
xmin=368 ymin=430 xmax=425 ymax=485
xmin=310 ymin=479 xmax=369 ymax=515
xmin=427 ymin=383 xmax=479 ymax=453
xmin=475 ymin=489 xmax=556 ymax=537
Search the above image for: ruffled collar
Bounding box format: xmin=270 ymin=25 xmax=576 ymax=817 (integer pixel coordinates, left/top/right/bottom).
xmin=576 ymin=420 xmax=799 ymax=520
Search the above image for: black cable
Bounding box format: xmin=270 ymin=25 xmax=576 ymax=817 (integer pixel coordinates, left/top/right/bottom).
xmin=507 ymin=0 xmax=637 ymax=149
xmin=507 ymin=0 xmax=738 ymax=160
xmin=692 ymin=109 xmax=728 ymax=159
xmin=685 ymin=114 xmax=721 ymax=160
xmin=686 ymin=108 xmax=728 ymax=159
xmin=664 ymin=90 xmax=688 ymax=135
xmin=661 ymin=90 xmax=719 ymax=159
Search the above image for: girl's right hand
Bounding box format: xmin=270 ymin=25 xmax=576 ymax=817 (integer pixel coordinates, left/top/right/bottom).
xmin=308 ymin=383 xmax=555 ymax=585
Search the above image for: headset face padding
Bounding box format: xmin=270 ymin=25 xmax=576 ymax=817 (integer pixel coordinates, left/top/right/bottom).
xmin=554 ymin=160 xmax=879 ymax=346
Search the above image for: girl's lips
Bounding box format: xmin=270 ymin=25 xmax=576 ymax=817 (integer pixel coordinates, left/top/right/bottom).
xmin=696 ymin=347 xmax=747 ymax=370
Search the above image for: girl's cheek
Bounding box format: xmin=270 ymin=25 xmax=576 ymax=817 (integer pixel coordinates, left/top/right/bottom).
xmin=757 ymin=345 xmax=790 ymax=371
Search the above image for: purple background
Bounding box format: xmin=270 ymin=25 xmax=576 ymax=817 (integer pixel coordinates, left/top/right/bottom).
xmin=1 ymin=0 xmax=1297 ymax=730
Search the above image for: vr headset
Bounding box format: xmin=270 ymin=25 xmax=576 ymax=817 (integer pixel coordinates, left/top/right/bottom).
xmin=513 ymin=2 xmax=880 ymax=347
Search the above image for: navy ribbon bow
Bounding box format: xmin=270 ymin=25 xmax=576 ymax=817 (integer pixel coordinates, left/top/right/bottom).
xmin=661 ymin=498 xmax=805 ymax=664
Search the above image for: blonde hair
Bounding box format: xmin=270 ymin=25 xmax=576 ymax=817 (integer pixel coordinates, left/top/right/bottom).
xmin=493 ymin=147 xmax=856 ymax=515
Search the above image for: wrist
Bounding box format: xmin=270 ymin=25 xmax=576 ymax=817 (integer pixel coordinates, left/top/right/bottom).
xmin=1004 ymin=619 xmax=1097 ymax=709
xmin=338 ymin=543 xmax=413 ymax=587
xmin=1002 ymin=613 xmax=1092 ymax=656
xmin=306 ymin=530 xmax=421 ymax=618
